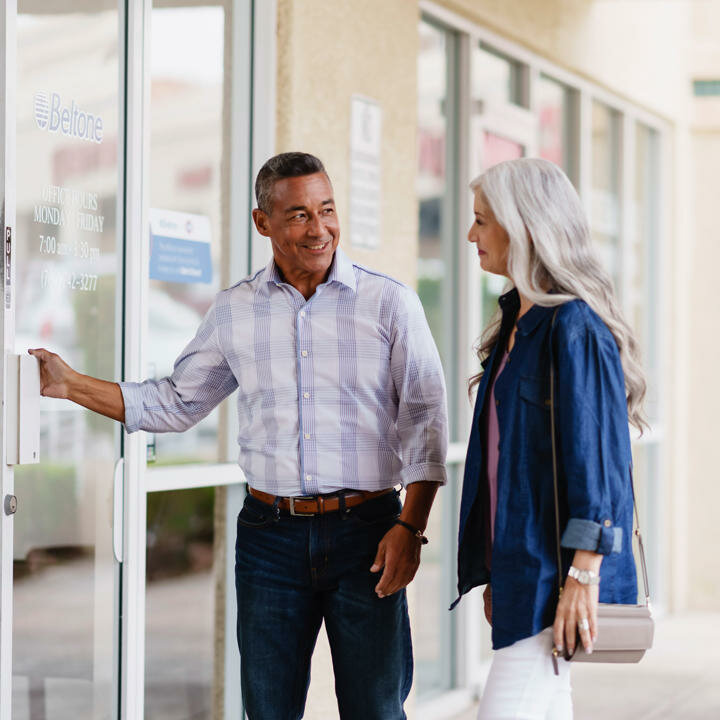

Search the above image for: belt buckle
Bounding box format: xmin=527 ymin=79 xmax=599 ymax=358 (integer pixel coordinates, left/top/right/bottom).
xmin=289 ymin=497 xmax=316 ymax=517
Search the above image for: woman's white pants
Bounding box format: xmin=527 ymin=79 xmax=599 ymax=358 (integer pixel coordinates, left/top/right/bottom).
xmin=477 ymin=628 xmax=572 ymax=720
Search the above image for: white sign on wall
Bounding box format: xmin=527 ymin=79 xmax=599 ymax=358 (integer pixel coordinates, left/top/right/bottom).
xmin=349 ymin=95 xmax=382 ymax=250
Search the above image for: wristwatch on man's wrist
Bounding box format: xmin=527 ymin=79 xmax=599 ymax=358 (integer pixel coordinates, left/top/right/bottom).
xmin=567 ymin=566 xmax=601 ymax=585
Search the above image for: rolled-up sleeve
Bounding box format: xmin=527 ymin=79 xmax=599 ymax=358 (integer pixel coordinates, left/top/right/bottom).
xmin=120 ymin=300 xmax=238 ymax=434
xmin=555 ymin=318 xmax=630 ymax=555
xmin=390 ymin=289 xmax=448 ymax=487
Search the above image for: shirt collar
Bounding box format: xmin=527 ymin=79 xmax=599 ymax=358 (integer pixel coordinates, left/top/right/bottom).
xmin=261 ymin=247 xmax=357 ymax=294
xmin=325 ymin=247 xmax=357 ymax=292
xmin=498 ymin=286 xmax=552 ymax=336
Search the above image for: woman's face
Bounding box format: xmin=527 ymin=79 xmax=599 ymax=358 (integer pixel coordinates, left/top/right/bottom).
xmin=467 ymin=190 xmax=510 ymax=277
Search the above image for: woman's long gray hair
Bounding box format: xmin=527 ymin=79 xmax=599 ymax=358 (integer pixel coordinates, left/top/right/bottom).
xmin=470 ymin=157 xmax=647 ymax=432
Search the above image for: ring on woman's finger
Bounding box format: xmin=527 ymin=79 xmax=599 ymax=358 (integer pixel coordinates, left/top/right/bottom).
xmin=578 ymin=618 xmax=590 ymax=631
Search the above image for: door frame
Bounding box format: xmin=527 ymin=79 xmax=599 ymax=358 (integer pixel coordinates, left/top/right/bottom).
xmin=119 ymin=1 xmax=277 ymax=719
xmin=0 ymin=1 xmax=17 ymax=714
xmin=0 ymin=0 xmax=277 ymax=717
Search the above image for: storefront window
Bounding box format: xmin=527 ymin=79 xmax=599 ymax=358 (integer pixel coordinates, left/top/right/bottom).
xmin=537 ymin=74 xmax=577 ymax=185
xmin=147 ymin=5 xmax=228 ymax=465
xmin=591 ymin=101 xmax=622 ymax=293
xmin=145 ymin=487 xmax=217 ymax=718
xmin=634 ymin=124 xmax=661 ymax=423
xmin=472 ymin=43 xmax=525 ymax=107
xmin=417 ymin=20 xmax=453 ymax=380
xmin=415 ymin=18 xmax=457 ymax=700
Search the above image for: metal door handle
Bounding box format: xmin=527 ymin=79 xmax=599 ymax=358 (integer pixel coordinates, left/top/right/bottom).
xmin=113 ymin=458 xmax=124 ymax=563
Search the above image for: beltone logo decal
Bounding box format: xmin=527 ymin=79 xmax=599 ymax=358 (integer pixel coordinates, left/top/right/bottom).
xmin=33 ymin=91 xmax=104 ymax=144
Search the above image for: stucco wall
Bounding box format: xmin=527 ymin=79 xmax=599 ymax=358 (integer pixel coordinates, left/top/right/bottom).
xmin=275 ymin=0 xmax=420 ymax=287
xmin=687 ymin=0 xmax=720 ymax=610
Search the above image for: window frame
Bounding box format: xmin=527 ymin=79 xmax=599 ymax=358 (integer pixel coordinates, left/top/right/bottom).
xmin=418 ymin=0 xmax=670 ymax=708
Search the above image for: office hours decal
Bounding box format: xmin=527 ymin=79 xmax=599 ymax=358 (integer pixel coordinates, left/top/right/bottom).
xmin=30 ymin=89 xmax=109 ymax=296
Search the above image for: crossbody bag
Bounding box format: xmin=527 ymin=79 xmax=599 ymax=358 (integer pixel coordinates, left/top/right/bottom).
xmin=548 ymin=309 xmax=654 ymax=675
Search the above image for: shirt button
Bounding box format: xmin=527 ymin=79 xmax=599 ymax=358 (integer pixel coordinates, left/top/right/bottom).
xmin=301 ymin=350 xmax=308 ymax=357
xmin=495 ymin=399 xmax=500 ymax=406
xmin=303 ymin=392 xmax=310 ymax=399
xmin=306 ymin=474 xmax=312 ymax=482
xmin=604 ymin=519 xmax=612 ymax=527
xmin=304 ymin=433 xmax=311 ymax=440
xmin=299 ymin=311 xmax=306 ymax=318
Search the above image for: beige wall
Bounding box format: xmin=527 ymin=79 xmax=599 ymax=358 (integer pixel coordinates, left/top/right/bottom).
xmin=275 ymin=0 xmax=420 ymax=287
xmin=688 ymin=123 xmax=720 ymax=607
xmin=687 ymin=0 xmax=720 ymax=609
xmin=274 ymin=5 xmax=421 ymax=714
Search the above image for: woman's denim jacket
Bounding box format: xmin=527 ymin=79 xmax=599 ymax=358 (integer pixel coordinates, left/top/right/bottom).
xmin=454 ymin=289 xmax=638 ymax=650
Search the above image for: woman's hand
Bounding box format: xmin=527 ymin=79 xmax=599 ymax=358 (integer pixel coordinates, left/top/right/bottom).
xmin=552 ymin=550 xmax=602 ymax=655
xmin=483 ymin=585 xmax=492 ymax=625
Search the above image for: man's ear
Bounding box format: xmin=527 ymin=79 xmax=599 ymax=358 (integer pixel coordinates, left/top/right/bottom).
xmin=252 ymin=208 xmax=272 ymax=237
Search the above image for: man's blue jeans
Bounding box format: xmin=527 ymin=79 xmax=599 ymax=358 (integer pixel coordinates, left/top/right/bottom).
xmin=235 ymin=489 xmax=413 ymax=720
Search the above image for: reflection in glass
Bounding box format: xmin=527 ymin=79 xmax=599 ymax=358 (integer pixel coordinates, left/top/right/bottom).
xmin=634 ymin=124 xmax=660 ymax=423
xmin=148 ymin=6 xmax=227 ymax=465
xmin=415 ymin=19 xmax=456 ymax=699
xmin=13 ymin=4 xmax=119 ymax=718
xmin=145 ymin=487 xmax=219 ymax=719
xmin=591 ymin=101 xmax=622 ymax=293
xmin=472 ymin=43 xmax=524 ymax=107
xmin=480 ymin=134 xmax=523 ymax=330
xmin=417 ymin=20 xmax=450 ymax=375
xmin=413 ymin=481 xmax=446 ymax=696
xmin=537 ymin=75 xmax=577 ymax=184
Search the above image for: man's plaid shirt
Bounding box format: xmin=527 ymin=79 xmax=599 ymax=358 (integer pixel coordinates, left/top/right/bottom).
xmin=121 ymin=248 xmax=448 ymax=495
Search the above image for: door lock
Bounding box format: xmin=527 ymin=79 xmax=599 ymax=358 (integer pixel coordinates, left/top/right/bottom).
xmin=4 ymin=495 xmax=18 ymax=515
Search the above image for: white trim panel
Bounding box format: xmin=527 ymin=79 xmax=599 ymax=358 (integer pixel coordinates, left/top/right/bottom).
xmin=121 ymin=1 xmax=151 ymax=718
xmin=146 ymin=463 xmax=246 ymax=493
xmin=0 ymin=1 xmax=17 ymax=711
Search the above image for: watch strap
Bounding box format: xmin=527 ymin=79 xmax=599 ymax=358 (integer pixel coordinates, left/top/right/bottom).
xmin=395 ymin=519 xmax=429 ymax=545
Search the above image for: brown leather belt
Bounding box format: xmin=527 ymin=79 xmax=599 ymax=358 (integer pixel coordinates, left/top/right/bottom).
xmin=248 ymin=486 xmax=394 ymax=516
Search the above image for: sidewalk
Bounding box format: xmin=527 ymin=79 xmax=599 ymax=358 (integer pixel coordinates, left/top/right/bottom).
xmin=450 ymin=612 xmax=720 ymax=720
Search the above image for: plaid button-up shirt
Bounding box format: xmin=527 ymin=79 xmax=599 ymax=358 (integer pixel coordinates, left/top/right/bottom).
xmin=120 ymin=248 xmax=448 ymax=495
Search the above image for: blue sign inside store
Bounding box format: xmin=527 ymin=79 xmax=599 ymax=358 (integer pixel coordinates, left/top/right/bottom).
xmin=149 ymin=209 xmax=212 ymax=284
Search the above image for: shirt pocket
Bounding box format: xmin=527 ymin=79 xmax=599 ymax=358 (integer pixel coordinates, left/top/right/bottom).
xmin=518 ymin=375 xmax=552 ymax=457
xmin=518 ymin=375 xmax=549 ymax=408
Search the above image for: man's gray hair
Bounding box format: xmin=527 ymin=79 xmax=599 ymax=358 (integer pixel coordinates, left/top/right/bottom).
xmin=255 ymin=152 xmax=327 ymax=213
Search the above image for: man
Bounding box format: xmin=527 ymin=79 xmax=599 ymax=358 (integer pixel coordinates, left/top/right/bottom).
xmin=30 ymin=152 xmax=447 ymax=719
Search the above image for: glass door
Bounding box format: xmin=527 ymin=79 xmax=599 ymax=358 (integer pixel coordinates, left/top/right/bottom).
xmin=141 ymin=4 xmax=247 ymax=717
xmin=2 ymin=1 xmax=258 ymax=716
xmin=10 ymin=1 xmax=123 ymax=718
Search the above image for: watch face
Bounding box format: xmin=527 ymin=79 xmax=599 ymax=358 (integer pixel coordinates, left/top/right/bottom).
xmin=578 ymin=570 xmax=590 ymax=583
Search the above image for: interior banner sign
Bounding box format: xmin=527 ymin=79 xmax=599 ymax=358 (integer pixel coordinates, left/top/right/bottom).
xmin=349 ymin=94 xmax=382 ymax=250
xmin=149 ymin=209 xmax=212 ymax=284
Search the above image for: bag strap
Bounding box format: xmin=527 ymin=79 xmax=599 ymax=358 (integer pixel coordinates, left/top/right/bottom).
xmin=548 ymin=308 xmax=651 ymax=606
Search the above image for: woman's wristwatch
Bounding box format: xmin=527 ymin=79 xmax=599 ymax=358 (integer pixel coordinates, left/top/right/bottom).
xmin=567 ymin=566 xmax=600 ymax=585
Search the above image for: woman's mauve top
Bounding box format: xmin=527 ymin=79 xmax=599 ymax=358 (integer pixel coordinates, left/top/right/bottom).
xmin=453 ymin=288 xmax=638 ymax=651
xmin=483 ymin=351 xmax=508 ymax=570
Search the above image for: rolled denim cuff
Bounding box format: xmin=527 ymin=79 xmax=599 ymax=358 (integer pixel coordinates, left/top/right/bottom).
xmin=119 ymin=382 xmax=143 ymax=434
xmin=560 ymin=517 xmax=623 ymax=555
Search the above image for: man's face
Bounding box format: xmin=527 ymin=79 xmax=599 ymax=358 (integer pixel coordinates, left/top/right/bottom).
xmin=253 ymin=172 xmax=340 ymax=280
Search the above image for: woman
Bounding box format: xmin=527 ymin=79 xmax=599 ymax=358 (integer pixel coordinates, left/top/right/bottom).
xmin=454 ymin=158 xmax=647 ymax=719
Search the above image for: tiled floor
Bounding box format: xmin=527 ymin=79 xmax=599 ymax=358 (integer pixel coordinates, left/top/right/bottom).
xmin=448 ymin=612 xmax=720 ymax=720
